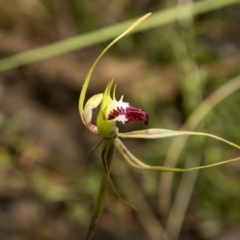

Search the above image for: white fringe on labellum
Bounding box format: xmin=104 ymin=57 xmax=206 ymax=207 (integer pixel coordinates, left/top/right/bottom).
xmin=108 ymin=96 xmax=149 ymax=125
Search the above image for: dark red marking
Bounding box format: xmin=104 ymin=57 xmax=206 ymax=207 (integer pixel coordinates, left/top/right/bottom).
xmin=108 ymin=105 xmax=149 ymax=125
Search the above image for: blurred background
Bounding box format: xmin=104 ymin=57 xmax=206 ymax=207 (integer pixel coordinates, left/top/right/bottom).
xmin=0 ymin=0 xmax=240 ymax=239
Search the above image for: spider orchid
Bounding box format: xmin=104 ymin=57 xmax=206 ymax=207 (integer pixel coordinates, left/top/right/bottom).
xmin=79 ymin=13 xmax=240 ymax=240
xmin=85 ymin=79 xmax=149 ymax=138
xmin=79 ymin=13 xmax=239 ymax=173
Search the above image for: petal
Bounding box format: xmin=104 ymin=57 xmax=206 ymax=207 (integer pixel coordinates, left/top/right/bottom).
xmin=97 ymin=80 xmax=118 ymax=138
xmin=83 ymin=94 xmax=103 ymax=124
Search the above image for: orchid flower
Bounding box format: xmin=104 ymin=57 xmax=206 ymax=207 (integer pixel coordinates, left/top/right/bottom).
xmin=79 ymin=13 xmax=240 ymax=240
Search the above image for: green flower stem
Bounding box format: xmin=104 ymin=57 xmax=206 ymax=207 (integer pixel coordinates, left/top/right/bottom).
xmin=84 ymin=139 xmax=114 ymax=240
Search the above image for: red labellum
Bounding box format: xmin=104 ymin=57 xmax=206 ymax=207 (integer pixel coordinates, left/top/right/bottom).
xmin=108 ymin=105 xmax=149 ymax=125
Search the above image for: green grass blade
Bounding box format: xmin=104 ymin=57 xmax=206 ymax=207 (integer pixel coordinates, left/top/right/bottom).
xmin=0 ymin=0 xmax=240 ymax=72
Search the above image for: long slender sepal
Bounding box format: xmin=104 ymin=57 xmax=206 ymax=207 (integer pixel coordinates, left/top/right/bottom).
xmin=79 ymin=13 xmax=152 ymax=124
xmin=101 ymin=140 xmax=137 ymax=209
xmin=80 ymin=137 xmax=105 ymax=174
xmin=118 ymin=129 xmax=240 ymax=150
xmin=114 ymin=138 xmax=240 ymax=172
